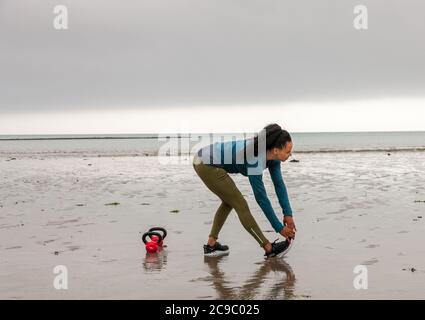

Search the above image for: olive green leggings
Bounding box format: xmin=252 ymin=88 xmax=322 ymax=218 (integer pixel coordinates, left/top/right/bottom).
xmin=193 ymin=155 xmax=270 ymax=248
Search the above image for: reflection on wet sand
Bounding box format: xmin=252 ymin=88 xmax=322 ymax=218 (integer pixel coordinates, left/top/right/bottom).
xmin=203 ymin=255 xmax=296 ymax=300
xmin=142 ymin=247 xmax=168 ymax=272
xmin=3 ymin=151 xmax=425 ymax=299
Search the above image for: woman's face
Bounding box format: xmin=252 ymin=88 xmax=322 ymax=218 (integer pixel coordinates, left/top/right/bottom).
xmin=271 ymin=141 xmax=293 ymax=162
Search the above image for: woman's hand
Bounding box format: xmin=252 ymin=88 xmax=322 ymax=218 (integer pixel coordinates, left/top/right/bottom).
xmin=284 ymin=216 xmax=297 ymax=232
xmin=282 ymin=216 xmax=296 ymax=241
xmin=280 ymin=226 xmax=296 ymax=241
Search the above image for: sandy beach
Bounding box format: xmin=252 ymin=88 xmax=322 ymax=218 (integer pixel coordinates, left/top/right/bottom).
xmin=0 ymin=151 xmax=424 ymax=299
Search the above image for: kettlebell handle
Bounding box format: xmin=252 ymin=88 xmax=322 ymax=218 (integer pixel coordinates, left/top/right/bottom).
xmin=142 ymin=231 xmax=163 ymax=244
xmin=148 ymin=227 xmax=167 ymax=239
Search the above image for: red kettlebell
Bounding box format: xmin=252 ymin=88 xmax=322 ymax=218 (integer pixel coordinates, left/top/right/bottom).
xmin=142 ymin=231 xmax=163 ymax=253
xmin=148 ymin=227 xmax=167 ymax=247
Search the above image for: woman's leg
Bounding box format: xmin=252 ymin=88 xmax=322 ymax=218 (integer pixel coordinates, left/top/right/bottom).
xmin=209 ymin=201 xmax=233 ymax=241
xmin=193 ymin=161 xmax=270 ymax=249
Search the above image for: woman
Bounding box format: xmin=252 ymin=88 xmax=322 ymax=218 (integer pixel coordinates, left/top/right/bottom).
xmin=192 ymin=123 xmax=297 ymax=258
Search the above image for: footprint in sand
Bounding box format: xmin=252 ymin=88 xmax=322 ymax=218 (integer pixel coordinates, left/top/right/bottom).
xmin=365 ymin=244 xmax=380 ymax=249
xmin=36 ymin=239 xmax=58 ymax=246
xmin=46 ymin=218 xmax=81 ymax=226
xmin=362 ymin=258 xmax=379 ymax=265
xmin=67 ymin=246 xmax=80 ymax=251
xmin=101 ymin=259 xmax=118 ymax=263
xmin=5 ymin=246 xmax=22 ymax=250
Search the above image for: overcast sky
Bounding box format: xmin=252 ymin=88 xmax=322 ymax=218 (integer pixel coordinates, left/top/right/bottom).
xmin=0 ymin=0 xmax=424 ymax=134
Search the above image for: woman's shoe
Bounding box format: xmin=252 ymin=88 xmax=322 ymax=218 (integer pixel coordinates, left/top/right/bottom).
xmin=264 ymin=238 xmax=292 ymax=259
xmin=203 ymin=242 xmax=230 ymax=257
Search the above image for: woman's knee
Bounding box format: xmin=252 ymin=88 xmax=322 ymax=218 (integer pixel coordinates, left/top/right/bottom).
xmin=220 ymin=201 xmax=232 ymax=211
xmin=230 ymin=196 xmax=250 ymax=214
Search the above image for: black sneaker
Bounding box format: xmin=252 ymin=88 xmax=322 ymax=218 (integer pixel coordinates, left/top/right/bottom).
xmin=264 ymin=238 xmax=293 ymax=259
xmin=203 ymin=242 xmax=230 ymax=257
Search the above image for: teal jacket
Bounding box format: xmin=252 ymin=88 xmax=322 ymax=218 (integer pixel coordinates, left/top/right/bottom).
xmin=197 ymin=138 xmax=293 ymax=233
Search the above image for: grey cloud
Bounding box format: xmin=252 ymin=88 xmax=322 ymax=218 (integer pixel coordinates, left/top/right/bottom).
xmin=0 ymin=0 xmax=424 ymax=113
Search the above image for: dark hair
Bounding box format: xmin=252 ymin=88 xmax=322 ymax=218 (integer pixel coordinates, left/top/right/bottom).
xmin=252 ymin=123 xmax=292 ymax=157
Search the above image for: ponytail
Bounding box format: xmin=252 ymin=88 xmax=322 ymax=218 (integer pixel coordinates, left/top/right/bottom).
xmin=252 ymin=123 xmax=292 ymax=157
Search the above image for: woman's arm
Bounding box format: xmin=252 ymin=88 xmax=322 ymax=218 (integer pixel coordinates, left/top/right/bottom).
xmin=247 ymin=174 xmax=284 ymax=233
xmin=268 ymin=160 xmax=293 ymax=217
xmin=269 ymin=161 xmax=297 ymax=237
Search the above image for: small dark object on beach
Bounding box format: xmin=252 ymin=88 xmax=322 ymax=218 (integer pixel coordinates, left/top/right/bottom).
xmin=413 ymin=219 xmax=418 ymax=221
xmin=410 ymin=268 xmax=416 ymax=272
xmin=54 ymin=251 xmax=59 ymax=255
xmin=289 ymin=159 xmax=300 ymax=163
xmin=387 ymin=153 xmax=391 ymax=156
xmin=105 ymin=202 xmax=120 ymax=206
xmin=170 ymin=209 xmax=180 ymax=213
xmin=141 ymin=203 xmax=150 ymax=205
xmin=88 ymin=164 xmax=92 ymax=166
xmin=76 ymin=204 xmax=85 ymax=207
xmin=414 ymin=200 xmax=425 ymax=203
xmin=418 ymin=216 xmax=423 ymax=219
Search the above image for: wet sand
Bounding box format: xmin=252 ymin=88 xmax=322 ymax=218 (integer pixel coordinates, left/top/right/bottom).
xmin=0 ymin=152 xmax=424 ymax=299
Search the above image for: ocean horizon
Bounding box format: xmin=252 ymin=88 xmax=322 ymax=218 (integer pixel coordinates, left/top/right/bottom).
xmin=1 ymin=131 xmax=425 ymax=156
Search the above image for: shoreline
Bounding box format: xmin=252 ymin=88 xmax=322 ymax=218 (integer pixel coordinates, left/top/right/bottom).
xmin=1 ymin=148 xmax=425 ymax=159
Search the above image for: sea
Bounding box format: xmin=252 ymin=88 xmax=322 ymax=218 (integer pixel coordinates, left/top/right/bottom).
xmin=0 ymin=131 xmax=424 ymax=157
